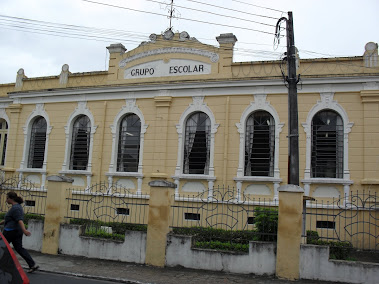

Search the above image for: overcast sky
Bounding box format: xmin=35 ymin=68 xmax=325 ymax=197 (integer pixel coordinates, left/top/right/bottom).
xmin=0 ymin=0 xmax=378 ymax=84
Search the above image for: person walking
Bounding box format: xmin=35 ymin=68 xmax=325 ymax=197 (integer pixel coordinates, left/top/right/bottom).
xmin=0 ymin=191 xmax=39 ymax=273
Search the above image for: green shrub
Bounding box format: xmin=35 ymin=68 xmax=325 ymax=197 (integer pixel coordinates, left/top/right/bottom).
xmin=69 ymin=219 xmax=147 ymax=240
xmin=195 ymin=240 xmax=249 ymax=252
xmin=172 ymin=227 xmax=259 ymax=253
xmin=82 ymin=225 xmax=124 ymax=241
xmin=253 ymin=207 xmax=278 ymax=241
xmin=172 ymin=208 xmax=278 ymax=253
xmin=24 ymin=214 xmax=44 ymax=225
xmin=306 ymin=230 xmax=319 ymax=243
xmin=306 ymin=230 xmax=353 ymax=260
xmin=329 ymin=241 xmax=353 ymax=260
xmin=172 ymin=227 xmax=256 ymax=244
xmin=0 ymin=213 xmax=44 ymax=225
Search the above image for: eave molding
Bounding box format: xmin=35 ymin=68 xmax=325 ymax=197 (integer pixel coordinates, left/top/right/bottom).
xmin=2 ymin=76 xmax=378 ymax=104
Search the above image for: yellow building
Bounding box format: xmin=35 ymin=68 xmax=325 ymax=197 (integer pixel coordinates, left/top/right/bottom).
xmin=0 ymin=31 xmax=378 ymax=202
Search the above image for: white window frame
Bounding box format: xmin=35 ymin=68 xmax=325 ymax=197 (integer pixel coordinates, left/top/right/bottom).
xmin=18 ymin=104 xmax=52 ymax=190
xmin=60 ymin=101 xmax=97 ymax=187
xmin=173 ymin=96 xmax=219 ymax=196
xmin=301 ymin=92 xmax=354 ymax=197
xmin=106 ymin=98 xmax=148 ymax=194
xmin=235 ymin=94 xmax=284 ymax=200
xmin=183 ymin=112 xmax=211 ymax=175
xmin=0 ymin=108 xmax=10 ymax=168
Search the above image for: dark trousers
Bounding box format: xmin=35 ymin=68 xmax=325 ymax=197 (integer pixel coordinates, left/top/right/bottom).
xmin=3 ymin=230 xmax=35 ymax=268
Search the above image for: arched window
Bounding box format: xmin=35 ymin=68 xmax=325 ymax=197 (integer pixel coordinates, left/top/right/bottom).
xmin=70 ymin=115 xmax=91 ymax=170
xmin=117 ymin=114 xmax=141 ymax=172
xmin=28 ymin=116 xmax=47 ymax=168
xmin=245 ymin=111 xmax=275 ymax=177
xmin=0 ymin=119 xmax=8 ymax=166
xmin=183 ymin=112 xmax=211 ymax=174
xmin=311 ymin=110 xmax=343 ymax=178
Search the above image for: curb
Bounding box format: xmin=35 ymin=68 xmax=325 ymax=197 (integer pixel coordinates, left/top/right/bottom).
xmin=23 ymin=266 xmax=149 ymax=284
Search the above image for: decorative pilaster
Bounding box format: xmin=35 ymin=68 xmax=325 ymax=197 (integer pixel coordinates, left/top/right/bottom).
xmin=7 ymin=104 xmax=22 ymax=169
xmin=151 ymin=96 xmax=172 ymax=179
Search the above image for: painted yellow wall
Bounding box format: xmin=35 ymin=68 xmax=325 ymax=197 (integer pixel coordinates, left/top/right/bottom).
xmin=0 ymin=32 xmax=378 ymax=199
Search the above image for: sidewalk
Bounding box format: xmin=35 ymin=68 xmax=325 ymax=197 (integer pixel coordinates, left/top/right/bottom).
xmin=18 ymin=251 xmax=339 ymax=284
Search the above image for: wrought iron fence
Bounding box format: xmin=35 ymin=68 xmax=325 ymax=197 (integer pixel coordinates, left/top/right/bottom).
xmin=302 ymin=190 xmax=378 ymax=251
xmin=0 ymin=173 xmax=47 ymax=217
xmin=171 ymin=185 xmax=279 ymax=243
xmin=65 ymin=182 xmax=149 ymax=228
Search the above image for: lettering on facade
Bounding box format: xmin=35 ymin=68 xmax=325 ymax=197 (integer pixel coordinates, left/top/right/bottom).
xmin=130 ymin=68 xmax=155 ymax=77
xmin=169 ymin=64 xmax=204 ymax=74
xmin=124 ymin=59 xmax=211 ymax=79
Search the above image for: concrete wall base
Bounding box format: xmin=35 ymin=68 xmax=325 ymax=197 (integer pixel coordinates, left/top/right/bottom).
xmin=300 ymin=244 xmax=379 ymax=284
xmin=22 ymin=222 xmax=379 ymax=284
xmin=58 ymin=224 xmax=146 ymax=264
xmin=165 ymin=234 xmax=277 ymax=275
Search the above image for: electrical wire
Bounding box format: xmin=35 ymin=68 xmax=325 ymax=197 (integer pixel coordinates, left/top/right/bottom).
xmin=0 ymin=15 xmax=216 ymax=51
xmin=181 ymin=0 xmax=279 ymax=20
xmin=0 ymin=22 xmax=282 ymax=61
xmin=0 ymin=13 xmax=362 ymax=61
xmin=2 ymin=15 xmax=370 ymax=66
xmin=279 ymin=54 xmax=289 ymax=88
xmin=0 ymin=15 xmax=265 ymax=61
xmin=231 ymin=0 xmax=286 ymax=14
xmin=0 ymin=12 xmax=375 ymax=67
xmin=145 ymin=0 xmax=276 ymax=28
xmin=0 ymin=14 xmax=150 ymax=40
xmin=81 ymin=0 xmax=276 ymax=35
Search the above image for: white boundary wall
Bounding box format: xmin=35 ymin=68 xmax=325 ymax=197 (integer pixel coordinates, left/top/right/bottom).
xmin=20 ymin=222 xmax=379 ymax=283
xmin=23 ymin=219 xmax=43 ymax=251
xmin=300 ymin=244 xmax=379 ymax=284
xmin=58 ymin=224 xmax=146 ymax=264
xmin=165 ymin=234 xmax=277 ymax=275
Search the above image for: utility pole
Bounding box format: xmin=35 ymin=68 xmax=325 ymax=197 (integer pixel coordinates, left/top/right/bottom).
xmin=276 ymin=12 xmax=299 ymax=185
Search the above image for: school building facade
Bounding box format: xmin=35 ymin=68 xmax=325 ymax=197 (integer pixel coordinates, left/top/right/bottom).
xmin=0 ymin=31 xmax=378 ymax=201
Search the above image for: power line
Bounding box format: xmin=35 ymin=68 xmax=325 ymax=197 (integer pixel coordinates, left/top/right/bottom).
xmin=145 ymin=0 xmax=276 ymax=28
xmin=182 ymin=0 xmax=279 ymax=20
xmin=231 ymin=0 xmax=286 ymax=14
xmin=2 ymin=14 xmax=369 ymax=64
xmin=3 ymin=14 xmax=367 ymax=64
xmin=0 ymin=14 xmax=150 ymax=40
xmin=0 ymin=15 xmax=216 ymax=50
xmin=81 ymin=0 xmax=276 ymax=35
xmin=0 ymin=24 xmax=142 ymax=44
xmin=0 ymin=15 xmax=246 ymax=57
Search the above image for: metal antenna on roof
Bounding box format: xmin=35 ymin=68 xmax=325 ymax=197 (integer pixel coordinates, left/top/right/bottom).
xmin=162 ymin=0 xmax=179 ymax=40
xmin=169 ymin=0 xmax=174 ymax=30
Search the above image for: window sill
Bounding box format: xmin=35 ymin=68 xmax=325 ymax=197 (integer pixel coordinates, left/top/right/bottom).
xmin=59 ymin=170 xmax=92 ymax=176
xmin=17 ymin=168 xmax=47 ymax=174
xmin=172 ymin=174 xmax=216 ymax=181
xmin=301 ymin=178 xmax=353 ymax=185
xmin=234 ymin=177 xmax=282 ymax=183
xmin=106 ymin=172 xmax=143 ymax=178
